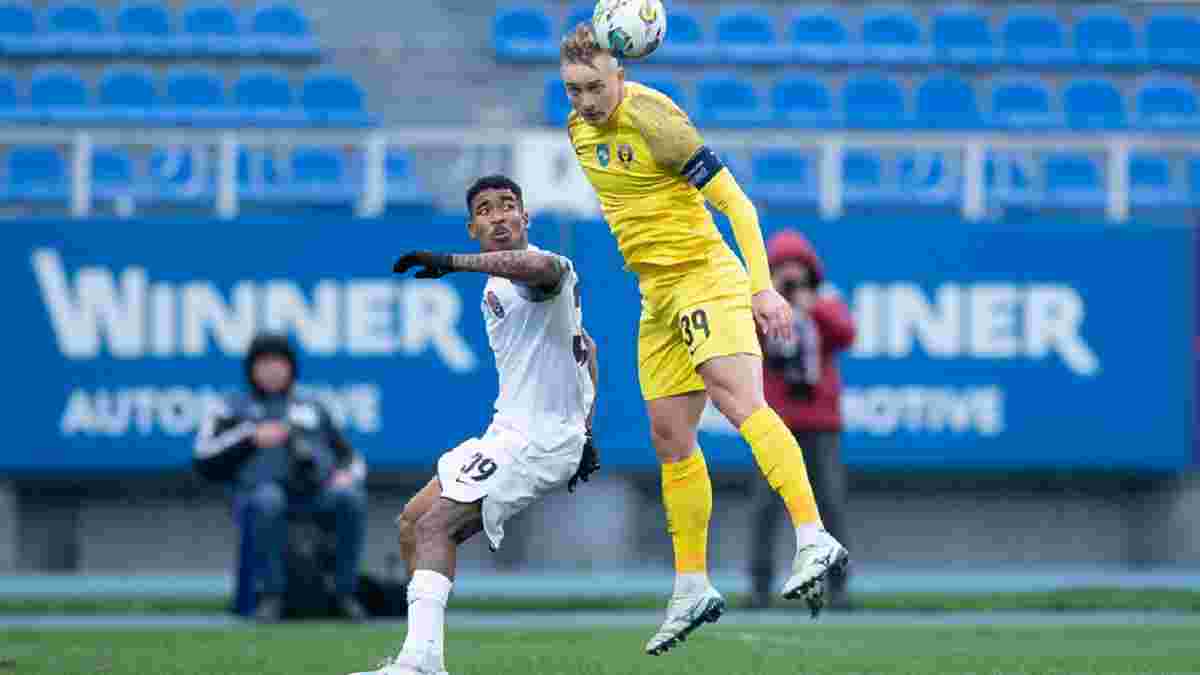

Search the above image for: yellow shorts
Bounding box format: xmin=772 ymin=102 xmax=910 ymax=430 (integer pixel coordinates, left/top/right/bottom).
xmin=635 ymin=244 xmax=763 ymax=401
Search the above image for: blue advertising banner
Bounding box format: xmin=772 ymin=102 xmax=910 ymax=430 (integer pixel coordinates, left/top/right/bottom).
xmin=0 ymin=212 xmax=1193 ymax=472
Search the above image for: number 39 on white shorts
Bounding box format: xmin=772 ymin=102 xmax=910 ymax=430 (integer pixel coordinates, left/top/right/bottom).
xmin=436 ymin=429 xmax=520 ymax=504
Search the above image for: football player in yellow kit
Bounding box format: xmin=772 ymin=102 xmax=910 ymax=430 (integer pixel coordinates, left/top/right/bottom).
xmin=560 ymin=24 xmax=849 ymax=655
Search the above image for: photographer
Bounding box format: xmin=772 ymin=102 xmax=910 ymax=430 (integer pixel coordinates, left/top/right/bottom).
xmin=194 ymin=333 xmax=368 ymax=622
xmin=749 ymin=230 xmax=856 ymax=609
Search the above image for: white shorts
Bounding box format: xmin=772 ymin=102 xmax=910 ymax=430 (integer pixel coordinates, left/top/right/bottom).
xmin=436 ymin=423 xmax=585 ymax=551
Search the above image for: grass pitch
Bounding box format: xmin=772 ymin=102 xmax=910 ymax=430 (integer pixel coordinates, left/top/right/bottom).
xmin=5 ymin=621 xmax=1200 ymax=675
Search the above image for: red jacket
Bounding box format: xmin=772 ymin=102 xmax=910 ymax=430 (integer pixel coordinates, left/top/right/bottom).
xmin=762 ymin=231 xmax=856 ymax=432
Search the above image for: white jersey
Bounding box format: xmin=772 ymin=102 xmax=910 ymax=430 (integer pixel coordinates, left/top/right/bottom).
xmin=482 ymin=246 xmax=595 ymax=449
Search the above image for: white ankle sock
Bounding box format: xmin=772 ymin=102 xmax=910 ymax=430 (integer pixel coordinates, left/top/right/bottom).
xmin=796 ymin=522 xmax=825 ymax=548
xmin=673 ymin=572 xmax=710 ymax=596
xmin=400 ymin=569 xmax=453 ymax=662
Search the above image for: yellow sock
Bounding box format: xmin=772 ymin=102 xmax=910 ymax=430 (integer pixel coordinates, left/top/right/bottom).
xmin=660 ymin=449 xmax=713 ymax=575
xmin=740 ymin=407 xmax=823 ymax=528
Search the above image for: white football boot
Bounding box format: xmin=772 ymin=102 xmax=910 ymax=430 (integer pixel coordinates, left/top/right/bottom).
xmin=644 ymin=580 xmax=726 ymax=656
xmin=780 ymin=528 xmax=849 ymax=617
xmin=346 ymin=649 xmax=448 ymax=675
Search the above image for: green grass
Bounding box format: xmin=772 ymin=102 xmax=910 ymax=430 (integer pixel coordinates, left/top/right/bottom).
xmin=3 ymin=588 xmax=1200 ymax=615
xmin=4 ymin=623 xmax=1200 ymax=675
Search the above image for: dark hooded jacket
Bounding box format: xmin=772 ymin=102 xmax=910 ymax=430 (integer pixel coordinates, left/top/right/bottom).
xmin=193 ymin=334 xmax=363 ymax=492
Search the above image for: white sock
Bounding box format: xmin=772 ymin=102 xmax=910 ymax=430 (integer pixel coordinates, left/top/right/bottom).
xmin=673 ymin=571 xmax=710 ymax=596
xmin=796 ymin=522 xmax=826 ymax=548
xmin=401 ymin=570 xmax=453 ymax=662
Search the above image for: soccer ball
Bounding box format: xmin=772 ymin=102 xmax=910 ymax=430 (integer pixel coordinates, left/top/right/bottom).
xmin=592 ymin=0 xmax=667 ymax=59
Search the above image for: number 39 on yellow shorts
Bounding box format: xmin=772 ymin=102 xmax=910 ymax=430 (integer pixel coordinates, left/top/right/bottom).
xmin=636 ymin=246 xmax=763 ymax=401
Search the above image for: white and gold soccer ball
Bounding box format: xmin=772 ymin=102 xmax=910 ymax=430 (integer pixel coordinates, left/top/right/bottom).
xmin=592 ymin=0 xmax=667 ymax=59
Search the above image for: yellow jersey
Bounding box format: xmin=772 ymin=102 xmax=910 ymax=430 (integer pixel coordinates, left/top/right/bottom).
xmin=567 ymin=81 xmax=724 ymax=271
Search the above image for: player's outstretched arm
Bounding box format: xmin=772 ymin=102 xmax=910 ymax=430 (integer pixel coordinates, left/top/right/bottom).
xmin=582 ymin=328 xmax=599 ymax=431
xmin=569 ymin=327 xmax=601 ymax=493
xmin=393 ymin=249 xmax=566 ymax=290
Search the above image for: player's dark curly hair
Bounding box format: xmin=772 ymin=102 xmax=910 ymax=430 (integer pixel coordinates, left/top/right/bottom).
xmin=466 ymin=174 xmax=524 ymax=212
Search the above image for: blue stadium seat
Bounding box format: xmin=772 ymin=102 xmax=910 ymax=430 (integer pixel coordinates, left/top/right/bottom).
xmin=165 ymin=67 xmax=231 ymax=124
xmin=638 ymin=76 xmax=687 ymax=113
xmin=991 ymin=79 xmax=1057 ymax=128
xmin=301 ymin=71 xmax=370 ymax=126
xmin=931 ymin=6 xmax=994 ymax=65
xmin=494 ymin=6 xmax=554 ymax=62
xmin=91 ymin=146 xmax=136 ymax=199
xmin=1190 ymin=157 xmax=1200 ymax=203
xmin=750 ymin=149 xmax=816 ymax=205
xmin=1063 ymin=78 xmax=1125 ymax=130
xmin=0 ymin=2 xmax=39 ymax=56
xmin=385 ymin=150 xmax=428 ymax=205
xmin=843 ymin=73 xmax=907 ymax=128
xmin=842 ymin=150 xmax=885 ymax=202
xmin=898 ymin=151 xmax=959 ymax=204
xmin=915 ymin=73 xmax=981 ymax=129
xmin=655 ymin=6 xmax=705 ymax=63
xmin=249 ymin=2 xmax=318 ymax=57
xmin=30 ymin=67 xmax=91 ymax=122
xmin=289 ymin=147 xmax=352 ymax=202
xmin=789 ymin=8 xmax=848 ymax=63
xmin=1044 ymin=153 xmax=1102 ymax=207
xmin=562 ymin=4 xmax=591 ymax=36
xmin=181 ymin=1 xmax=239 ymax=55
xmin=1128 ymin=153 xmax=1179 ymax=207
xmin=771 ymin=76 xmax=834 ymax=127
xmin=0 ymin=72 xmax=24 ymax=122
xmin=1074 ymin=9 xmax=1139 ymax=67
xmin=694 ymin=75 xmax=767 ymax=127
xmin=543 ymin=77 xmax=570 ymax=125
xmin=116 ymin=2 xmax=170 ymax=55
xmin=985 ymin=151 xmax=1036 ymax=205
xmin=99 ymin=67 xmax=159 ymax=122
xmin=238 ymin=148 xmax=279 ymax=195
xmin=860 ymin=7 xmax=930 ymax=64
xmin=234 ymin=69 xmax=302 ymax=125
xmin=46 ymin=1 xmax=119 ymax=55
xmin=716 ymin=7 xmax=781 ymax=64
xmin=1136 ymin=77 xmax=1199 ymax=130
xmin=150 ymin=146 xmax=212 ymax=201
xmin=1146 ymin=12 xmax=1200 ymax=68
xmin=1001 ymin=10 xmax=1070 ymax=66
xmin=7 ymin=145 xmax=66 ymax=200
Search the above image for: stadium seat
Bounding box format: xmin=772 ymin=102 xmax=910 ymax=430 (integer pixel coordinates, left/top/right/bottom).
xmin=116 ymin=2 xmax=170 ymax=55
xmin=249 ymin=2 xmax=318 ymax=57
xmin=385 ymin=150 xmax=427 ymax=204
xmin=655 ymin=6 xmax=704 ymax=63
xmin=860 ymin=7 xmax=930 ymax=64
xmin=0 ymin=72 xmax=23 ymax=122
xmin=181 ymin=1 xmax=239 ymax=55
xmin=494 ymin=6 xmax=554 ymax=62
xmin=150 ymin=145 xmax=212 ymax=201
xmin=842 ymin=149 xmax=885 ymax=202
xmin=234 ymin=69 xmax=301 ymax=125
xmin=985 ymin=151 xmax=1036 ymax=205
xmin=1044 ymin=153 xmax=1103 ymax=207
xmin=1128 ymin=153 xmax=1179 ymax=207
xmin=638 ymin=76 xmax=687 ymax=113
xmin=45 ymin=1 xmax=118 ymax=55
xmin=771 ymin=76 xmax=834 ymax=127
xmin=91 ymin=146 xmax=136 ymax=199
xmin=694 ymin=75 xmax=767 ymax=127
xmin=30 ymin=67 xmax=91 ymax=122
xmin=1136 ymin=77 xmax=1199 ymax=130
xmin=898 ymin=151 xmax=960 ymax=204
xmin=750 ymin=149 xmax=816 ymax=205
xmin=931 ymin=6 xmax=995 ymax=65
xmin=0 ymin=2 xmax=38 ymax=56
xmin=1074 ymin=9 xmax=1139 ymax=67
xmin=1190 ymin=157 xmax=1200 ymax=203
xmin=915 ymin=73 xmax=981 ymax=129
xmin=238 ymin=148 xmax=280 ymax=195
xmin=1146 ymin=12 xmax=1200 ymax=68
xmin=843 ymin=73 xmax=907 ymax=128
xmin=789 ymin=8 xmax=848 ymax=63
xmin=991 ymin=79 xmax=1057 ymax=128
xmin=289 ymin=147 xmax=352 ymax=202
xmin=301 ymin=71 xmax=370 ymax=126
xmin=167 ymin=67 xmax=224 ymax=107
xmin=1001 ymin=10 xmax=1071 ymax=66
xmin=543 ymin=77 xmax=570 ymax=125
xmin=7 ymin=145 xmax=66 ymax=200
xmin=715 ymin=8 xmax=781 ymax=64
xmin=1063 ymin=78 xmax=1126 ymax=130
xmin=99 ymin=67 xmax=159 ymax=122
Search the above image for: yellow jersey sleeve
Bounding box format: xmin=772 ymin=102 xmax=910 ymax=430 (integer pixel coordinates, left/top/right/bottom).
xmin=624 ymin=90 xmax=704 ymax=174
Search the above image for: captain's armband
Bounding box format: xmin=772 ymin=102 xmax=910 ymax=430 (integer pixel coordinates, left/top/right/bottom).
xmin=681 ymin=146 xmax=724 ymax=190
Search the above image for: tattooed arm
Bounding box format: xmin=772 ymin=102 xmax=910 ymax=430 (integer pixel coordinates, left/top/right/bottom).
xmin=393 ymin=249 xmax=567 ymax=293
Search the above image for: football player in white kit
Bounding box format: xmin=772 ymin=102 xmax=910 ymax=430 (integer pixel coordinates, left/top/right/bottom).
xmin=347 ymin=175 xmax=599 ymax=675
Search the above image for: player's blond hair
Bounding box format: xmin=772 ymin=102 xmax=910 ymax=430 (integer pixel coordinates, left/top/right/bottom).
xmin=560 ymin=22 xmax=613 ymax=68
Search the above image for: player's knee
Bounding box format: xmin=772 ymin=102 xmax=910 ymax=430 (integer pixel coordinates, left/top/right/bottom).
xmin=649 ymin=418 xmax=697 ymax=461
xmin=708 ymin=384 xmax=765 ymax=429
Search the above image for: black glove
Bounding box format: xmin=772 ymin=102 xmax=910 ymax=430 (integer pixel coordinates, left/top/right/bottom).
xmin=393 ymin=251 xmax=455 ymax=279
xmin=568 ymin=432 xmax=600 ymax=493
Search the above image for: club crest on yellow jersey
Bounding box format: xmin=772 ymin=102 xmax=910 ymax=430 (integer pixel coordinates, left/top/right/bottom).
xmin=617 ymin=143 xmax=635 ymax=167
